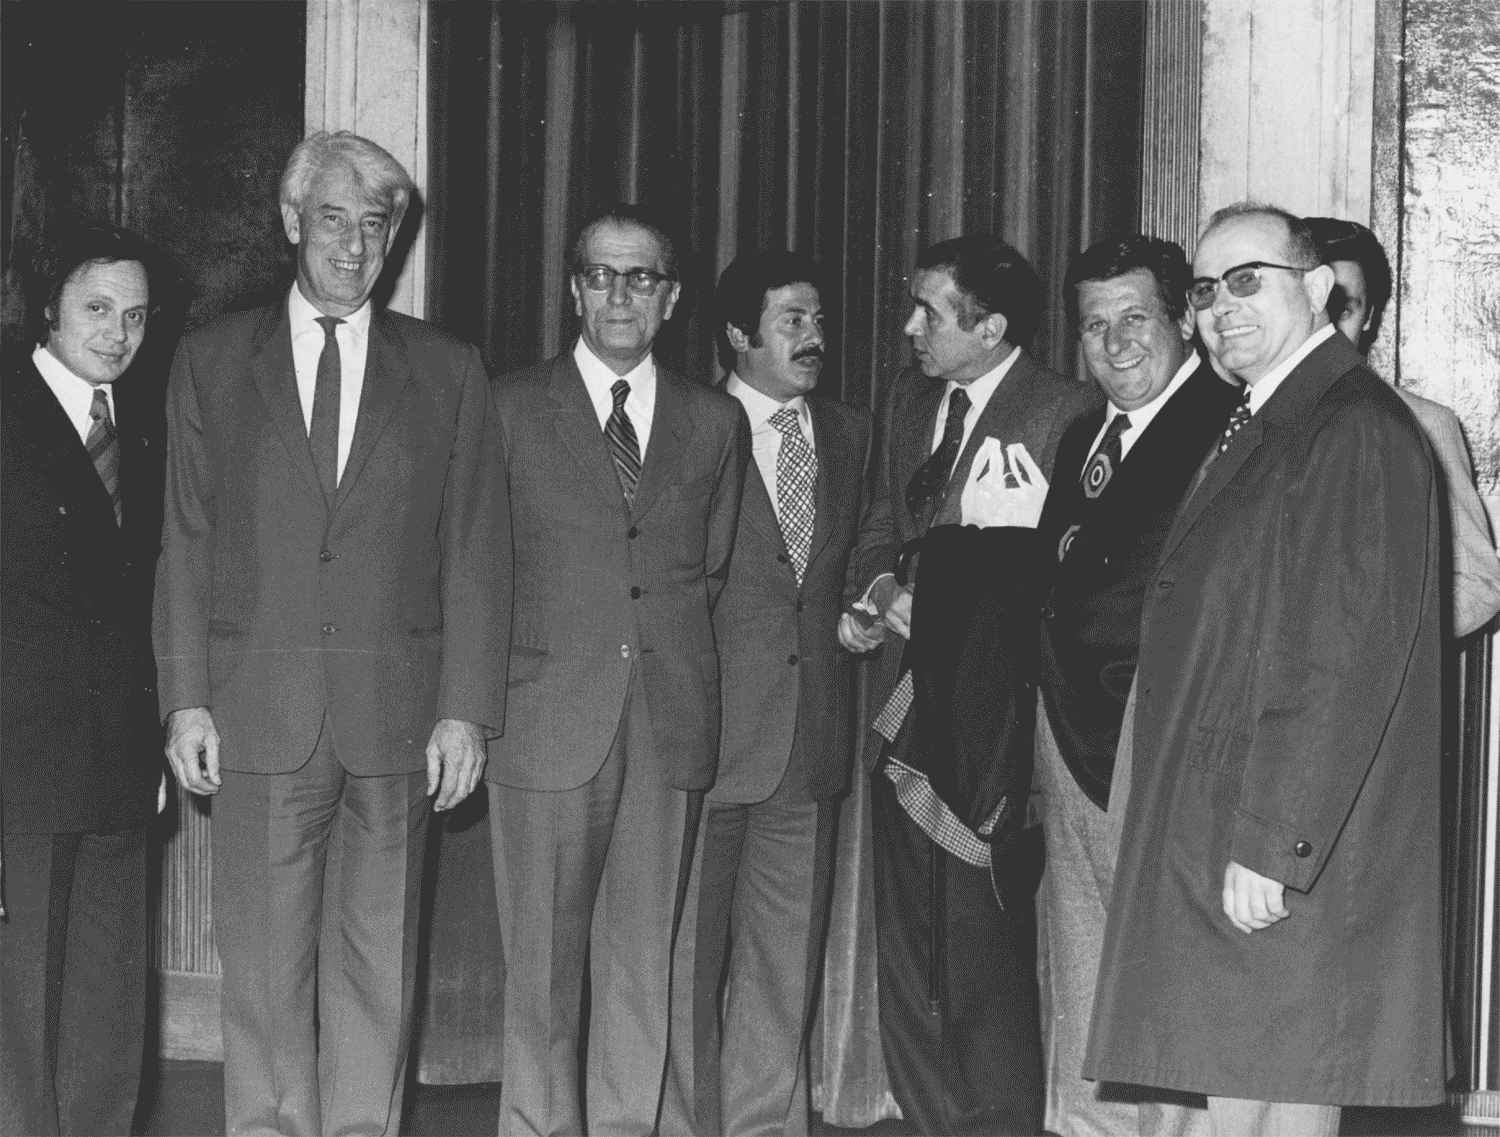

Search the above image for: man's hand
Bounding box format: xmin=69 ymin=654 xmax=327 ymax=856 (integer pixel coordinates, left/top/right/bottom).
xmin=838 ymin=612 xmax=886 ymax=653
xmin=165 ymin=707 xmax=222 ymax=796
xmin=426 ymin=718 xmax=487 ymax=812
xmin=1222 ymin=859 xmax=1290 ymax=933
xmin=869 ymin=576 xmax=915 ymax=640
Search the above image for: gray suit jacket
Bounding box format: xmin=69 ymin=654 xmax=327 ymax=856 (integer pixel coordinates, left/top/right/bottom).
xmin=487 ymin=353 xmax=750 ymax=792
xmin=710 ymin=396 xmax=871 ymax=804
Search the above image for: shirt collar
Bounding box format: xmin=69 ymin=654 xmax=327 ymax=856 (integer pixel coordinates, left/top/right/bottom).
xmin=1245 ymin=323 xmax=1336 ymax=415
xmin=288 ymin=283 xmax=372 ymax=339
xmin=1104 ymin=349 xmax=1200 ymax=429
xmin=947 ymin=345 xmax=1020 ymax=413
xmin=573 ymin=336 xmax=656 ymax=394
xmin=725 ymin=372 xmax=810 ymax=432
xmin=32 ymin=342 xmax=114 ymax=422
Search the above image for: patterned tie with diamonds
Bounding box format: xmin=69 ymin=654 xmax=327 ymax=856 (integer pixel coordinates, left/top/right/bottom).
xmin=310 ymin=315 xmax=344 ymax=499
xmin=86 ymin=388 xmax=121 ymax=526
xmin=1081 ymin=413 xmax=1132 ymax=499
xmin=604 ymin=378 xmax=642 ymax=505
xmin=904 ymin=386 xmax=971 ymax=524
xmin=769 ymin=405 xmax=817 ymax=586
xmin=1215 ymin=393 xmax=1253 ymax=457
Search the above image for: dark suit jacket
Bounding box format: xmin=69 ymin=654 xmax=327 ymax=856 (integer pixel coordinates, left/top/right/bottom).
xmin=1036 ymin=360 xmax=1239 ymax=808
xmin=487 ymin=353 xmax=750 ymax=793
xmin=710 ymin=396 xmax=870 ymax=805
xmin=845 ymin=350 xmax=1101 ymax=769
xmin=1086 ymin=332 xmax=1445 ymax=1104
xmin=152 ymin=301 xmax=510 ymax=774
xmin=2 ymin=356 xmax=163 ymax=833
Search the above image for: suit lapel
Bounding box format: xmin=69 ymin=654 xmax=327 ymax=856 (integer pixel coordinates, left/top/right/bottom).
xmin=248 ymin=302 xmax=325 ymax=507
xmin=632 ymin=368 xmax=695 ymax=521
xmin=805 ymin=400 xmax=850 ymax=572
xmin=1158 ymin=408 xmax=1266 ymax=568
xmin=334 ymin=309 xmax=410 ymax=511
xmin=18 ymin=361 xmax=121 ymax=533
xmin=543 ymin=354 xmax=629 ymax=515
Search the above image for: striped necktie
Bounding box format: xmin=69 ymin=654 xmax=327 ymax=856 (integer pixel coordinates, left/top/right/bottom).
xmin=769 ymin=405 xmax=817 ymax=586
xmin=86 ymin=388 xmax=122 ymax=526
xmin=604 ymin=379 xmax=642 ymax=505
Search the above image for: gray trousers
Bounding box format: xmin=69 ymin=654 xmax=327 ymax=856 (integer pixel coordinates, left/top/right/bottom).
xmin=662 ymin=770 xmax=836 ymax=1137
xmin=214 ymin=721 xmax=430 ymax=1137
xmin=487 ymin=671 xmax=699 ymax=1137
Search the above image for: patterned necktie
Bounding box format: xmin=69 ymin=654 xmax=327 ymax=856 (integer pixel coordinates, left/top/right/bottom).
xmin=905 ymin=386 xmax=971 ymax=522
xmin=1215 ymin=391 xmax=1253 ymax=457
xmin=604 ymin=379 xmax=642 ymax=505
xmin=86 ymin=388 xmax=121 ymax=526
xmin=1080 ymin=413 xmax=1131 ymax=499
xmin=310 ymin=316 xmax=344 ymax=499
xmin=769 ymin=405 xmax=817 ymax=586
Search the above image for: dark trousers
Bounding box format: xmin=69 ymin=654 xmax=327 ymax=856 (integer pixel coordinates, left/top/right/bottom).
xmin=662 ymin=773 xmax=837 ymax=1137
xmin=0 ymin=827 xmax=149 ymax=1137
xmin=487 ymin=673 xmax=699 ymax=1137
xmin=213 ymin=722 xmax=430 ymax=1137
xmin=869 ymin=771 xmax=1042 ymax=1136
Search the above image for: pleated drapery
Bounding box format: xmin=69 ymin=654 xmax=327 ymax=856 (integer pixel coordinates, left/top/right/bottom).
xmin=421 ymin=1 xmax=1146 ymax=1115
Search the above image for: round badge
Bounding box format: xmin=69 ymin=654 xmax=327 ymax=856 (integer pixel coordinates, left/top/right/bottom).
xmin=1083 ymin=454 xmax=1112 ymax=498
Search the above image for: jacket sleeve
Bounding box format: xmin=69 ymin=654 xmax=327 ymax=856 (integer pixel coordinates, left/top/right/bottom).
xmin=705 ymin=403 xmax=751 ymax=612
xmin=435 ymin=344 xmax=512 ymax=734
xmin=1230 ymin=395 xmax=1439 ymax=891
xmin=152 ymin=336 xmax=215 ymax=719
xmin=843 ymin=380 xmax=901 ymax=607
xmin=1426 ymin=403 xmax=1500 ymax=637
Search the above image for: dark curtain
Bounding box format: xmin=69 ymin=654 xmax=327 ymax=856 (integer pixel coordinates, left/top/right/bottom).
xmin=419 ymin=2 xmax=1144 ymax=1116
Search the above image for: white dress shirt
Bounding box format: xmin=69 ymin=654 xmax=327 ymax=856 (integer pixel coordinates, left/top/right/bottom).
xmin=1246 ymin=323 xmax=1336 ymax=415
xmin=1085 ymin=350 xmax=1201 ymax=463
xmin=931 ymin=346 xmax=1021 ymax=476
xmin=289 ymin=283 xmax=371 ymax=483
xmin=573 ymin=338 xmax=657 ymax=462
xmin=33 ymin=344 xmax=116 ymax=444
xmin=725 ymin=372 xmax=814 ymax=516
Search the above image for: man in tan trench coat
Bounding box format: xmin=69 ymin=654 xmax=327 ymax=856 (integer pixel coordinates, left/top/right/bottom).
xmin=1085 ymin=203 xmax=1445 ymax=1135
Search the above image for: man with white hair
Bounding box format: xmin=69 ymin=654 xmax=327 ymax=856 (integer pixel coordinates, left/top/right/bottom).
xmin=155 ymin=131 xmax=509 ymax=1137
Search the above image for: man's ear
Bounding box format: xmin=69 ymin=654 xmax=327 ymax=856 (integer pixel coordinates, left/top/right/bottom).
xmin=980 ymin=310 xmax=1010 ymax=350
xmin=725 ymin=322 xmax=752 ymax=353
xmin=280 ymin=204 xmax=302 ymax=245
xmin=1176 ymin=310 xmax=1195 ymax=342
xmin=1303 ymin=264 xmax=1336 ymax=317
xmin=569 ymin=274 xmax=584 ymax=318
xmin=662 ymin=281 xmax=682 ymax=322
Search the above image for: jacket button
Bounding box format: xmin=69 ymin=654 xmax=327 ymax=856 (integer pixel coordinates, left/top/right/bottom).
xmin=322 ymin=623 xmax=336 ymax=635
xmin=320 ymin=550 xmax=335 ymax=563
xmin=795 ymin=599 xmax=804 ymax=613
xmin=1294 ymin=840 xmax=1312 ymax=858
xmin=1157 ymin=579 xmax=1172 ymax=590
xmin=627 ymin=526 xmax=639 ymax=539
xmin=620 ymin=644 xmax=630 ymax=658
xmin=787 ymin=654 xmax=799 ymax=666
xmin=630 ymin=586 xmax=642 ymax=599
xmin=777 ymin=553 xmax=790 ymax=564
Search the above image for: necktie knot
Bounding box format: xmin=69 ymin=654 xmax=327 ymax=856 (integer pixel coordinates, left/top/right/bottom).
xmin=315 ymin=316 xmax=344 ymax=339
xmin=769 ymin=405 xmax=801 ymax=437
xmin=611 ymin=379 xmax=631 ymax=411
xmin=89 ymin=387 xmax=110 ymax=423
xmin=946 ymin=387 xmax=971 ymax=426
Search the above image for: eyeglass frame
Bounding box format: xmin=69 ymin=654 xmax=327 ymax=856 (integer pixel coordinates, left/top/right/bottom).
xmin=1187 ymin=261 xmax=1313 ymax=312
xmin=574 ymin=263 xmax=675 ymax=297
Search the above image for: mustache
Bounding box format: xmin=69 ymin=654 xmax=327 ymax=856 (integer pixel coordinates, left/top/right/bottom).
xmin=792 ymin=345 xmax=824 ymax=362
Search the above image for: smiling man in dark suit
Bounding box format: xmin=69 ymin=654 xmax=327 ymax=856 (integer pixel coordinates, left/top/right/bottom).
xmin=486 ymin=203 xmax=749 ymax=1137
xmin=154 ymin=131 xmax=509 ymax=1137
xmin=840 ymin=237 xmax=1099 ymax=1135
xmin=661 ymin=251 xmax=869 ymax=1137
xmin=1031 ymin=235 xmax=1237 ymax=1137
xmin=1 ymin=224 xmax=165 ymax=1137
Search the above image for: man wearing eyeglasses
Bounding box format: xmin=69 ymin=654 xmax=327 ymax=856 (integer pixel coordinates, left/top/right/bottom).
xmin=1084 ymin=203 xmax=1445 ymax=1134
xmin=486 ymin=203 xmax=749 ymax=1137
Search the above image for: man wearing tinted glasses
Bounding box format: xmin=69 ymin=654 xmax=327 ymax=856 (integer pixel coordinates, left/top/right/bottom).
xmin=1085 ymin=204 xmax=1445 ymax=1135
xmin=486 ymin=203 xmax=749 ymax=1137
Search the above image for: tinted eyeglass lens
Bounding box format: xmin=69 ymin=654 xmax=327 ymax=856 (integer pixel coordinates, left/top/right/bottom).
xmin=580 ymin=266 xmax=665 ymax=296
xmin=1188 ymin=269 xmax=1266 ymax=311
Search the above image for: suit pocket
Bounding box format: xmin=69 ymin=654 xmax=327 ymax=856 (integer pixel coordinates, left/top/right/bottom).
xmin=1184 ymin=727 xmax=1250 ymax=773
xmin=665 ymin=474 xmax=715 ymax=501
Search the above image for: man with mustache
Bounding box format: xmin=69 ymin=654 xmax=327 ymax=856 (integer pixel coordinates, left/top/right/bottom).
xmin=1086 ymin=204 xmax=1445 ymax=1134
xmin=841 ymin=237 xmax=1099 ymax=1135
xmin=662 ymin=251 xmax=869 ymax=1136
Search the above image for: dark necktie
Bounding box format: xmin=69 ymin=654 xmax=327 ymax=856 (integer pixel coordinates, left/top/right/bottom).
xmin=604 ymin=379 xmax=642 ymax=505
xmin=1081 ymin=413 xmax=1132 ymax=499
xmin=1215 ymin=391 xmax=1253 ymax=457
xmin=769 ymin=405 xmax=817 ymax=586
xmin=310 ymin=316 xmax=344 ymax=499
xmin=85 ymin=388 xmax=121 ymax=526
xmin=905 ymin=386 xmax=971 ymax=522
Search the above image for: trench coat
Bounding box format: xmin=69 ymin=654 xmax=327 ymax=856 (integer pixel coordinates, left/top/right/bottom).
xmin=1083 ymin=331 xmax=1446 ymax=1106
